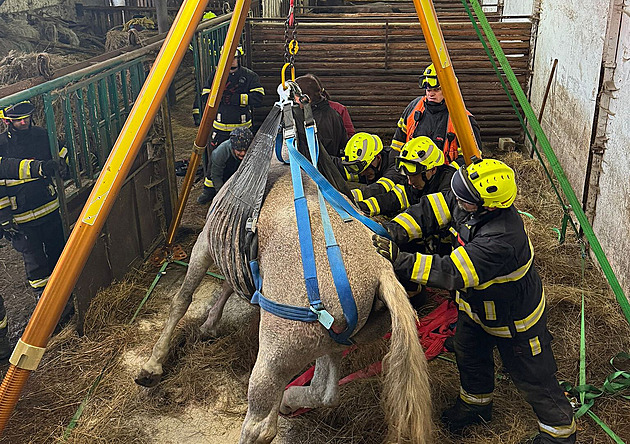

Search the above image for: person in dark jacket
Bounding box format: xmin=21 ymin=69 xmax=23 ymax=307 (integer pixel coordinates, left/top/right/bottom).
xmin=199 ymin=127 xmax=253 ymax=204
xmin=301 ymin=73 xmax=356 ymax=137
xmin=391 ymin=63 xmax=482 ymax=165
xmin=294 ymin=75 xmax=348 ymax=159
xmin=372 ymin=158 xmax=576 ymax=444
xmin=355 ymin=136 xmax=456 ymax=217
xmin=0 ymin=100 xmax=73 ymax=357
xmin=194 ymin=46 xmax=265 ymax=204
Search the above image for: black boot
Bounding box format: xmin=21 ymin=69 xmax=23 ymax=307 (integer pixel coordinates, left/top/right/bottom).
xmin=196 ymin=187 xmax=216 ymax=204
xmin=441 ymin=397 xmax=492 ymax=434
xmin=524 ymin=433 xmax=576 ymax=444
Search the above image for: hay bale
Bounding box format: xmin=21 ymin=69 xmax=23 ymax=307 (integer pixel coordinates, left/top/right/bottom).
xmin=3 ymin=17 xmax=40 ymax=40
xmin=105 ymin=28 xmax=158 ymax=52
xmin=0 ymin=50 xmax=83 ymax=87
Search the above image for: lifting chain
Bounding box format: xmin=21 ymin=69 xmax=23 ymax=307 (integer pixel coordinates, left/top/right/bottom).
xmin=284 ymin=0 xmax=299 ymax=74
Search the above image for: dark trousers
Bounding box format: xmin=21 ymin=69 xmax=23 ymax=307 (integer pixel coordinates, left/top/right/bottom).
xmin=203 ymin=130 xmax=230 ymax=189
xmin=454 ymin=312 xmax=575 ymax=443
xmin=11 ymin=211 xmax=65 ymax=296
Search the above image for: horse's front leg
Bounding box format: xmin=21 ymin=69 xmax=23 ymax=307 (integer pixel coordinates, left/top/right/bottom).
xmin=135 ymin=235 xmax=212 ymax=387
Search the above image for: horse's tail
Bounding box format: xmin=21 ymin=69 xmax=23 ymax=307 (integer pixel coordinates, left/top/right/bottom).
xmin=378 ymin=269 xmax=432 ymax=443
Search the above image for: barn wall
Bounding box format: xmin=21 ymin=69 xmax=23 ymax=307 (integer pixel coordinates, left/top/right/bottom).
xmin=529 ymin=0 xmax=608 ymax=202
xmin=591 ymin=13 xmax=630 ymax=299
xmin=530 ymin=0 xmax=630 ymax=300
xmin=501 ymin=0 xmax=534 ymax=16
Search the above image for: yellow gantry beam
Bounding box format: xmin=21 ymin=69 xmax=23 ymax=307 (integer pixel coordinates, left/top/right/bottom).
xmin=0 ymin=0 xmax=210 ymax=434
xmin=166 ymin=0 xmax=252 ymax=247
xmin=412 ymin=0 xmax=482 ymax=164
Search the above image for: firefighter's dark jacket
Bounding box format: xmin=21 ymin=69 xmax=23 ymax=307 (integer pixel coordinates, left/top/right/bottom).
xmin=385 ymin=190 xmax=545 ymax=339
xmin=0 ymin=127 xmax=62 ymax=227
xmin=358 ymin=163 xmax=456 ymax=216
xmin=193 ymin=66 xmax=264 ymax=131
xmin=391 ymin=97 xmax=482 ymax=160
xmin=346 ymin=147 xmax=406 ymax=202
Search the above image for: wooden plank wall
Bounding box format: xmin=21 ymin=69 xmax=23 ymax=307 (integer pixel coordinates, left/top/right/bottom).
xmin=249 ymin=16 xmax=531 ymax=148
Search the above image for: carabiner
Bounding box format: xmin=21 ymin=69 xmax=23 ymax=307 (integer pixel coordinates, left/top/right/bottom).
xmin=281 ymin=62 xmax=296 ymax=89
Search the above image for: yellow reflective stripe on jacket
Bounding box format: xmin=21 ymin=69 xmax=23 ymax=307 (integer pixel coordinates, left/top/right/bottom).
xmin=460 ymin=387 xmax=493 ymax=406
xmin=192 ymin=109 xmax=200 ymax=115
xmin=350 ymin=188 xmax=363 ymax=202
xmin=455 ymin=293 xmax=512 ymax=338
xmin=4 ymin=178 xmax=38 ymax=187
xmin=392 ymin=184 xmax=409 ymax=210
xmin=427 ymin=192 xmax=451 ymax=228
xmin=0 ymin=315 xmax=7 ymax=329
xmin=376 ymin=177 xmax=396 ymax=192
xmin=13 ymin=199 xmax=59 ymax=224
xmin=364 ymin=197 xmax=379 ymax=216
xmin=240 ymin=94 xmax=248 ymax=106
xmin=450 ymin=246 xmax=479 ymax=287
xmin=392 ymin=212 xmax=423 ymax=240
xmin=59 ymin=146 xmax=68 ymax=159
xmin=475 ymin=240 xmax=535 ymax=290
xmin=20 ymin=159 xmax=33 ymax=179
xmin=397 ymin=117 xmax=406 ymax=131
xmin=202 ymin=88 xmax=211 ymax=95
xmin=250 ymin=87 xmax=265 ymax=95
xmin=212 ymin=120 xmax=252 ymax=132
xmin=29 ymin=277 xmax=49 ymax=289
xmin=391 ymin=139 xmax=404 ymax=151
xmin=0 ymin=196 xmax=10 ymax=209
xmin=538 ymin=418 xmax=576 ymax=438
xmin=204 ymin=178 xmax=214 ymax=188
xmin=514 ymin=290 xmax=545 ymax=333
xmin=410 ymin=253 xmax=432 ymax=284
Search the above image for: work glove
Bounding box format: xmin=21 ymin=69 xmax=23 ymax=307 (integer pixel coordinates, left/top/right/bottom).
xmin=355 ymin=199 xmax=371 ymax=216
xmin=40 ymin=159 xmax=61 ymax=178
xmin=0 ymin=220 xmax=20 ymax=241
xmin=372 ymin=234 xmax=399 ymax=263
xmin=193 ymin=113 xmax=201 ymax=127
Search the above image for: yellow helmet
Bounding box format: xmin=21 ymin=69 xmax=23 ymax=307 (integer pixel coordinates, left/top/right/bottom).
xmin=395 ymin=136 xmax=444 ymax=175
xmin=341 ymin=133 xmax=383 ymax=174
xmin=419 ymin=63 xmax=440 ymax=90
xmin=202 ymin=11 xmax=217 ymax=20
xmin=451 ymin=158 xmax=517 ymax=208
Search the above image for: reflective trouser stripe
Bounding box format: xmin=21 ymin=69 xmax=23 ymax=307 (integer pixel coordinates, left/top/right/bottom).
xmin=538 ymin=418 xmax=576 ymax=438
xmin=460 ymin=387 xmax=493 ymax=406
xmin=204 ymin=178 xmax=214 ymax=188
xmin=29 ymin=277 xmax=49 ymax=289
xmin=0 ymin=315 xmax=7 ymax=329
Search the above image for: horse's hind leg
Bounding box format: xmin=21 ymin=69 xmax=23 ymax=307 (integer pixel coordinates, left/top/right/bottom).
xmin=135 ymin=235 xmax=213 ymax=387
xmin=199 ymin=280 xmax=233 ymax=338
xmin=279 ymin=352 xmax=342 ymax=415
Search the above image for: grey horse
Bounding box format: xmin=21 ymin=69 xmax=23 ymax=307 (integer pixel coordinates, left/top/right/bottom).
xmin=136 ymin=162 xmax=432 ymax=443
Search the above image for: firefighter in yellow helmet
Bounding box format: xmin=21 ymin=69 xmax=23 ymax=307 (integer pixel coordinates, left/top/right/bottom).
xmin=390 ymin=63 xmax=482 ymax=165
xmin=372 ymin=158 xmax=576 ymax=444
xmin=339 ymin=132 xmax=406 ymax=204
xmin=355 ymin=136 xmax=456 ymax=217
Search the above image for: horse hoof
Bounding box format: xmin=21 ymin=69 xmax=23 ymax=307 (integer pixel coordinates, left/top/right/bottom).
xmin=135 ymin=368 xmax=163 ymax=387
xmin=199 ymin=325 xmax=219 ymax=340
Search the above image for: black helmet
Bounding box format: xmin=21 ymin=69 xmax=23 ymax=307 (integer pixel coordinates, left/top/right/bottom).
xmin=1 ymin=101 xmax=35 ymax=120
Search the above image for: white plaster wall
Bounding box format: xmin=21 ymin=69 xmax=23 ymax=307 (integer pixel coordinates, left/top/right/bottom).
xmin=530 ymin=0 xmax=609 ymax=202
xmin=592 ymin=13 xmax=630 ymax=299
xmin=502 ymin=0 xmax=534 ymax=17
